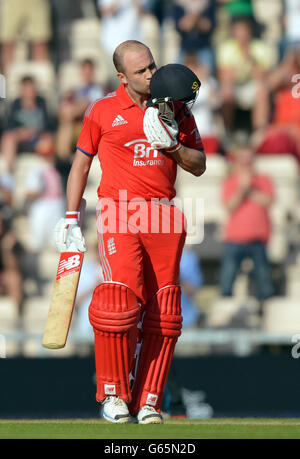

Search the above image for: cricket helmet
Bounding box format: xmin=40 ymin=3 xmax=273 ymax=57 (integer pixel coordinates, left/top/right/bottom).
xmin=147 ymin=63 xmax=201 ymax=109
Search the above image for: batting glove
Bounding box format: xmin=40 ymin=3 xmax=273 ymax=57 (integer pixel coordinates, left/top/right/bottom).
xmin=143 ymin=107 xmax=182 ymax=153
xmin=54 ymin=211 xmax=86 ymax=253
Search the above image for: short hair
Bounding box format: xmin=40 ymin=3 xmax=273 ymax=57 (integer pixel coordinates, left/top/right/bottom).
xmin=80 ymin=58 xmax=95 ymax=68
xmin=113 ymin=40 xmax=151 ymax=73
xmin=231 ymin=15 xmax=254 ymax=31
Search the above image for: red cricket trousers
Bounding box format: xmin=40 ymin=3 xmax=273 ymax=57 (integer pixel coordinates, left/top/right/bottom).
xmin=91 ymin=198 xmax=186 ymax=410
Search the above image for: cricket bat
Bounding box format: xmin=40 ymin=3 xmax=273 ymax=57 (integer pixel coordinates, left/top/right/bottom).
xmin=42 ymin=199 xmax=86 ymax=349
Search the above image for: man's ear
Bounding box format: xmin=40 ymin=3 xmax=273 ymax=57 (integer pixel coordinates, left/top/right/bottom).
xmin=117 ymin=72 xmax=127 ymax=84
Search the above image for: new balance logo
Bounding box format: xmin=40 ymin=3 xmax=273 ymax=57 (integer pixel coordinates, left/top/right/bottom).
xmin=112 ymin=115 xmax=128 ymax=127
xmin=104 ymin=384 xmax=116 ymax=395
xmin=56 ymin=253 xmax=82 ymax=280
xmin=146 ymin=393 xmax=158 ymax=406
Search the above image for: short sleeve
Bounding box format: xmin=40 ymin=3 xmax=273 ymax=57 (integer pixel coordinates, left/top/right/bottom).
xmin=76 ymin=101 xmax=102 ymax=157
xmin=252 ymin=41 xmax=277 ymax=70
xmin=216 ymin=41 xmax=236 ymax=68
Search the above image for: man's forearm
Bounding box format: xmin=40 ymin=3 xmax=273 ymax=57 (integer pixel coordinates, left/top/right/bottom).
xmin=171 ymin=146 xmax=206 ymax=176
xmin=66 ymin=167 xmax=89 ymax=212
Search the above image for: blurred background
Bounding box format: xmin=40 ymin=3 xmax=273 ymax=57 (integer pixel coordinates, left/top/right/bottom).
xmin=1 ymin=0 xmax=300 ymax=419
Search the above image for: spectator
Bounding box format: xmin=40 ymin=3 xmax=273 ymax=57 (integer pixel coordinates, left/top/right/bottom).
xmin=216 ymin=16 xmax=276 ymax=134
xmin=220 ymin=144 xmax=274 ymax=301
xmin=24 ymin=145 xmax=65 ymax=255
xmin=0 ymin=76 xmax=54 ymax=172
xmin=97 ymin=0 xmax=146 ymax=84
xmin=144 ymin=0 xmax=173 ymax=25
xmin=172 ymin=0 xmax=216 ymax=71
xmin=184 ymin=52 xmax=221 ymax=154
xmin=280 ymin=0 xmax=300 ymax=58
xmin=0 ymin=0 xmax=51 ymax=74
xmin=180 ymin=247 xmax=204 ymax=328
xmin=253 ymin=46 xmax=300 ymax=164
xmin=0 ymin=210 xmax=24 ymax=313
xmin=56 ymin=59 xmax=105 ymax=161
xmin=0 ymin=171 xmax=14 ymax=223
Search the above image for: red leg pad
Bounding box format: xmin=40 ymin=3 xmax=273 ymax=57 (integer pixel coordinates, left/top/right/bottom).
xmin=89 ymin=282 xmax=140 ymax=404
xmin=129 ymin=285 xmax=182 ymax=414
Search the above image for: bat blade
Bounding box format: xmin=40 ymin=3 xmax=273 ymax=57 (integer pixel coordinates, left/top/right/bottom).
xmin=42 ymin=251 xmax=84 ymax=349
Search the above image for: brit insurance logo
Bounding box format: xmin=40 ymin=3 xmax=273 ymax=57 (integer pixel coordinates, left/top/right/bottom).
xmin=124 ymin=138 xmax=165 ymax=167
xmin=0 ymin=74 xmax=6 ymax=99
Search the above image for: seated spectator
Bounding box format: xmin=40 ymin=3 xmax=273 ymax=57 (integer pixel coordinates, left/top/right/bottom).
xmin=184 ymin=52 xmax=221 ymax=154
xmin=56 ymin=59 xmax=105 ymax=161
xmin=0 ymin=209 xmax=24 ymax=313
xmin=216 ymin=16 xmax=276 ymax=134
xmin=0 ymin=0 xmax=51 ymax=74
xmin=0 ymin=170 xmax=14 ymax=223
xmin=172 ymin=0 xmax=216 ymax=71
xmin=24 ymin=144 xmax=65 ymax=255
xmin=0 ymin=76 xmax=54 ymax=172
xmin=280 ymin=0 xmax=300 ymax=59
xmin=220 ymin=144 xmax=274 ymax=301
xmin=98 ymin=0 xmax=145 ymax=85
xmin=253 ymin=46 xmax=300 ymax=165
xmin=180 ymin=247 xmax=204 ymax=328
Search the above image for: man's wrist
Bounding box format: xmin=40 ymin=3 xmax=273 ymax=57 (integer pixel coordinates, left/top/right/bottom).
xmin=165 ymin=141 xmax=182 ymax=153
xmin=66 ymin=211 xmax=79 ymax=224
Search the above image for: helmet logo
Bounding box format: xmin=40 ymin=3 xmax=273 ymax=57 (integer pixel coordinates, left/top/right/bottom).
xmin=191 ymin=81 xmax=199 ymax=92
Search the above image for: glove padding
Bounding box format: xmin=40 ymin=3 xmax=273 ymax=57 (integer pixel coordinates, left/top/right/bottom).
xmin=143 ymin=107 xmax=181 ymax=152
xmin=54 ymin=218 xmax=86 ymax=253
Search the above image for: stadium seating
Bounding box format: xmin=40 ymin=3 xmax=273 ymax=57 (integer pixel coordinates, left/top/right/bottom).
xmin=0 ymin=297 xmax=19 ymax=332
xmin=263 ymin=297 xmax=300 ymax=333
xmin=176 ymin=155 xmax=228 ymax=225
xmin=70 ymin=18 xmax=102 ymax=61
xmin=206 ymin=296 xmax=259 ymax=328
xmin=13 ymin=153 xmax=44 ymax=211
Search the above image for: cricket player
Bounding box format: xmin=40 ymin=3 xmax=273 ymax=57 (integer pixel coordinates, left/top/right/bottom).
xmin=55 ymin=40 xmax=206 ymax=424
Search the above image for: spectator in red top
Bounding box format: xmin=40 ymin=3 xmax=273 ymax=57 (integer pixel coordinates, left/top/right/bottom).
xmin=220 ymin=144 xmax=274 ymax=300
xmin=254 ymin=46 xmax=300 ymax=165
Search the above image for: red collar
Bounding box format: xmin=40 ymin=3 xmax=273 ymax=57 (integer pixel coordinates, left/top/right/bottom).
xmin=116 ymin=84 xmax=136 ymax=110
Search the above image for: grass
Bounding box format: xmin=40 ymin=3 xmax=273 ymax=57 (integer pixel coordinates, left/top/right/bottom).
xmin=0 ymin=418 xmax=300 ymax=439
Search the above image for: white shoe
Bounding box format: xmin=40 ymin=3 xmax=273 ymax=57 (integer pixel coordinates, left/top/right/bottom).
xmin=137 ymin=405 xmax=164 ymax=424
xmin=101 ymin=396 xmax=131 ymax=423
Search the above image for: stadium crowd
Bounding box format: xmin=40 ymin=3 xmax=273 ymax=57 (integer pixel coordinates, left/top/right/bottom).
xmin=0 ymin=0 xmax=300 ymax=346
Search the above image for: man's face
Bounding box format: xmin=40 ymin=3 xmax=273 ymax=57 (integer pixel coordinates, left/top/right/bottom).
xmin=20 ymin=80 xmax=37 ymax=99
xmin=81 ymin=62 xmax=94 ymax=85
xmin=232 ymin=21 xmax=252 ymax=45
xmin=118 ymin=48 xmax=156 ymax=96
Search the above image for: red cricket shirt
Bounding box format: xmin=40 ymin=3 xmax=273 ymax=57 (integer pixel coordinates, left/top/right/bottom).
xmin=76 ymin=83 xmax=204 ymax=201
xmin=222 ymin=174 xmax=274 ymax=244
